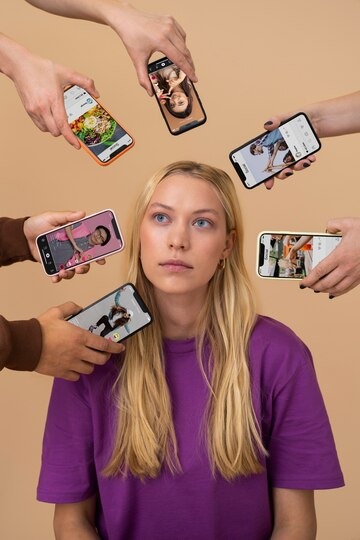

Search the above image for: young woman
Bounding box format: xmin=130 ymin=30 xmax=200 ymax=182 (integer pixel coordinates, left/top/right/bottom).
xmin=153 ymin=66 xmax=193 ymax=118
xmin=37 ymin=161 xmax=343 ymax=539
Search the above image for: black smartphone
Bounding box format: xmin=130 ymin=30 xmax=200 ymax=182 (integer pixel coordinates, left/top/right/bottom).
xmin=257 ymin=231 xmax=341 ymax=279
xmin=229 ymin=113 xmax=321 ymax=189
xmin=67 ymin=283 xmax=152 ymax=342
xmin=148 ymin=56 xmax=206 ymax=135
xmin=64 ymin=85 xmax=134 ymax=165
xmin=36 ymin=209 xmax=124 ymax=276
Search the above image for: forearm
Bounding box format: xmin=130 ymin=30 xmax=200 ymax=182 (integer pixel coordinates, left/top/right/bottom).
xmin=271 ymin=526 xmax=316 ymax=540
xmin=303 ymin=91 xmax=360 ymax=138
xmin=54 ymin=522 xmax=100 ymax=540
xmin=0 ymin=33 xmax=32 ymax=80
xmin=25 ymin=0 xmax=125 ymax=27
xmin=0 ymin=217 xmax=34 ymax=266
xmin=0 ymin=316 xmax=42 ymax=371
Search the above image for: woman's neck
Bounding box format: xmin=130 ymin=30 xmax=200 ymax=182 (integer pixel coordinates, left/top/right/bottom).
xmin=154 ymin=289 xmax=206 ymax=340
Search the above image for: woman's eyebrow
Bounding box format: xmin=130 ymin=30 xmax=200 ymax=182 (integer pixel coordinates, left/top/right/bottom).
xmin=148 ymin=203 xmax=219 ymax=217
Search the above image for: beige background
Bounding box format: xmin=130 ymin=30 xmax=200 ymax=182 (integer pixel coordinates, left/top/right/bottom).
xmin=0 ymin=0 xmax=359 ymax=538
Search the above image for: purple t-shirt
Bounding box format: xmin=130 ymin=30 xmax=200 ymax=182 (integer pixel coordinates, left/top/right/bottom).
xmin=37 ymin=316 xmax=344 ymax=539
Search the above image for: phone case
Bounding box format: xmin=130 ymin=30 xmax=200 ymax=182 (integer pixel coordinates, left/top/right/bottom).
xmin=229 ymin=113 xmax=321 ymax=189
xmin=256 ymin=231 xmax=341 ymax=280
xmin=67 ymin=283 xmax=152 ymax=342
xmin=148 ymin=57 xmax=206 ymax=136
xmin=64 ymin=85 xmax=135 ymax=166
xmin=36 ymin=209 xmax=124 ymax=276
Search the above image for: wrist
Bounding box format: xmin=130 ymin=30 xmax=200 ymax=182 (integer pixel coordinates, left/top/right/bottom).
xmin=102 ymin=1 xmax=135 ymax=33
xmin=0 ymin=35 xmax=31 ymax=80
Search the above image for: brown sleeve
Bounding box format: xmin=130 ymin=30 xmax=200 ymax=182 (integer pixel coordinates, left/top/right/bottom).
xmin=0 ymin=217 xmax=36 ymax=266
xmin=0 ymin=315 xmax=42 ymax=371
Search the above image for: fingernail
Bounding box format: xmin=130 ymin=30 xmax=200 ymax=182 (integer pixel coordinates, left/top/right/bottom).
xmin=285 ymin=171 xmax=294 ymax=177
xmin=314 ymin=290 xmax=320 ymax=293
xmin=299 ymin=284 xmax=306 ymax=289
xmin=329 ymin=295 xmax=335 ymax=299
xmin=264 ymin=121 xmax=273 ymax=126
xmin=303 ymin=162 xmax=310 ymax=168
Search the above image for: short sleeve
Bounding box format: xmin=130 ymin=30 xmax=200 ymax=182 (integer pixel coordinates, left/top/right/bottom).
xmin=37 ymin=377 xmax=97 ymax=503
xmin=266 ymin=344 xmax=344 ymax=489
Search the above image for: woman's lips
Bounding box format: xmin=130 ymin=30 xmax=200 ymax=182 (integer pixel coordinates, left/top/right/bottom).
xmin=159 ymin=259 xmax=193 ymax=272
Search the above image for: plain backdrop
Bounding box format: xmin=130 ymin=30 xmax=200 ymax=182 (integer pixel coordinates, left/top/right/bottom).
xmin=1 ymin=1 xmax=359 ymax=538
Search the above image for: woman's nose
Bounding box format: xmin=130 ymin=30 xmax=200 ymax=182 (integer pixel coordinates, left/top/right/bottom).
xmin=168 ymin=225 xmax=189 ymax=250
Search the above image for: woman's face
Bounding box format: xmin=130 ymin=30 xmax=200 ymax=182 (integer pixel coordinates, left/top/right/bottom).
xmin=169 ymin=91 xmax=189 ymax=113
xmin=90 ymin=227 xmax=107 ymax=245
xmin=139 ymin=173 xmax=234 ymax=299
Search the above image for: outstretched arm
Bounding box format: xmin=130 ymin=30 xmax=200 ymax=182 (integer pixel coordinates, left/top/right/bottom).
xmin=25 ymin=0 xmax=197 ymax=95
xmin=0 ymin=32 xmax=99 ymax=147
xmin=262 ymin=90 xmax=360 ymax=188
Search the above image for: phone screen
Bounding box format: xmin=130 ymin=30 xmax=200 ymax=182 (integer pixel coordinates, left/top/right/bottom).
xmin=67 ymin=283 xmax=152 ymax=342
xmin=257 ymin=232 xmax=341 ymax=278
xmin=64 ymin=85 xmax=133 ymax=164
xmin=148 ymin=57 xmax=206 ymax=135
xmin=37 ymin=210 xmax=124 ymax=275
xmin=230 ymin=113 xmax=321 ymax=188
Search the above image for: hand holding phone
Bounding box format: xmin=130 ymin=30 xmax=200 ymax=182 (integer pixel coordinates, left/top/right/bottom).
xmin=230 ymin=113 xmax=321 ymax=189
xmin=64 ymin=85 xmax=134 ymax=165
xmin=257 ymin=231 xmax=341 ymax=279
xmin=36 ymin=209 xmax=124 ymax=276
xmin=148 ymin=57 xmax=206 ymax=135
xmin=67 ymin=283 xmax=152 ymax=343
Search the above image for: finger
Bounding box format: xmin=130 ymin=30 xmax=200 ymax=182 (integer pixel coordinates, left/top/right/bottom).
xmin=74 ymin=264 xmax=90 ymax=275
xmin=275 ymin=168 xmax=294 ymax=180
xmin=135 ymin=59 xmax=154 ymax=95
xmin=85 ymin=333 xmax=125 ymax=356
xmin=45 ymin=210 xmax=86 ymax=228
xmin=69 ymin=73 xmax=100 ymax=98
xmin=35 ymin=109 xmax=62 ymax=137
xmin=327 ymin=275 xmax=360 ymax=297
xmin=301 ymin=256 xmax=339 ymax=289
xmin=56 ymin=301 xmax=83 ymax=318
xmin=95 ymin=258 xmax=106 ymax=266
xmin=264 ymin=178 xmax=275 ymax=190
xmin=263 ymin=117 xmax=282 ymax=131
xmin=27 ymin=112 xmax=48 ymax=133
xmin=325 ymin=217 xmax=346 ymax=234
xmin=163 ymin=43 xmax=197 ymax=81
xmin=56 ymin=269 xmax=75 ymax=281
xmin=51 ymin=100 xmax=80 ymax=148
xmin=62 ymin=371 xmax=81 ymax=382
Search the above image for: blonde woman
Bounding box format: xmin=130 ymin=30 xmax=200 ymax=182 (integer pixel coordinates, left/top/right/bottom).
xmin=37 ymin=162 xmax=343 ymax=539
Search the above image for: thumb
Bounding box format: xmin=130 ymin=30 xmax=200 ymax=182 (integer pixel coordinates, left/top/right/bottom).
xmin=325 ymin=218 xmax=344 ymax=234
xmin=56 ymin=301 xmax=83 ymax=319
xmin=45 ymin=210 xmax=86 ymax=228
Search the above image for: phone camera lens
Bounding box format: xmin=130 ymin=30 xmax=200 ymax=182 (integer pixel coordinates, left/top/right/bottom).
xmin=161 ymin=62 xmax=165 ymax=66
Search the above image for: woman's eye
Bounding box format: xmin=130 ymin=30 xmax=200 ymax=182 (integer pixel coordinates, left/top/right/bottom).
xmin=154 ymin=213 xmax=169 ymax=223
xmin=194 ymin=218 xmax=211 ymax=228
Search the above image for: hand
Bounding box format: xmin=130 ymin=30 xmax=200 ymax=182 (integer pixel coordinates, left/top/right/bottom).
xmin=262 ymin=115 xmax=317 ymax=190
xmin=300 ymin=217 xmax=360 ymax=297
xmin=108 ymin=3 xmax=196 ymax=95
xmin=36 ymin=302 xmax=125 ymax=380
xmin=23 ymin=211 xmax=106 ymax=283
xmin=10 ymin=48 xmax=99 ymax=148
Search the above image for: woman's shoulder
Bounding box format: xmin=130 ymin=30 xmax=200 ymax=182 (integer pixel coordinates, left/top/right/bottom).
xmin=249 ymin=315 xmax=313 ymax=380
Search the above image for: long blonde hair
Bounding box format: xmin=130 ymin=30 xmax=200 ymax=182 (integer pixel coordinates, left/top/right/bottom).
xmin=104 ymin=161 xmax=265 ymax=480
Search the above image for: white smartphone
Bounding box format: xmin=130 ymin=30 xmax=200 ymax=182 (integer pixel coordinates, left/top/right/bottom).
xmin=64 ymin=85 xmax=134 ymax=165
xmin=229 ymin=113 xmax=321 ymax=189
xmin=36 ymin=209 xmax=124 ymax=276
xmin=67 ymin=283 xmax=152 ymax=343
xmin=257 ymin=231 xmax=342 ymax=279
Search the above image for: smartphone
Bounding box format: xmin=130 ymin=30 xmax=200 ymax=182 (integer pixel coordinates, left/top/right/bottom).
xmin=67 ymin=283 xmax=152 ymax=342
xmin=229 ymin=113 xmax=321 ymax=189
xmin=257 ymin=231 xmax=341 ymax=279
xmin=36 ymin=209 xmax=124 ymax=276
xmin=64 ymin=85 xmax=134 ymax=165
xmin=148 ymin=56 xmax=206 ymax=135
